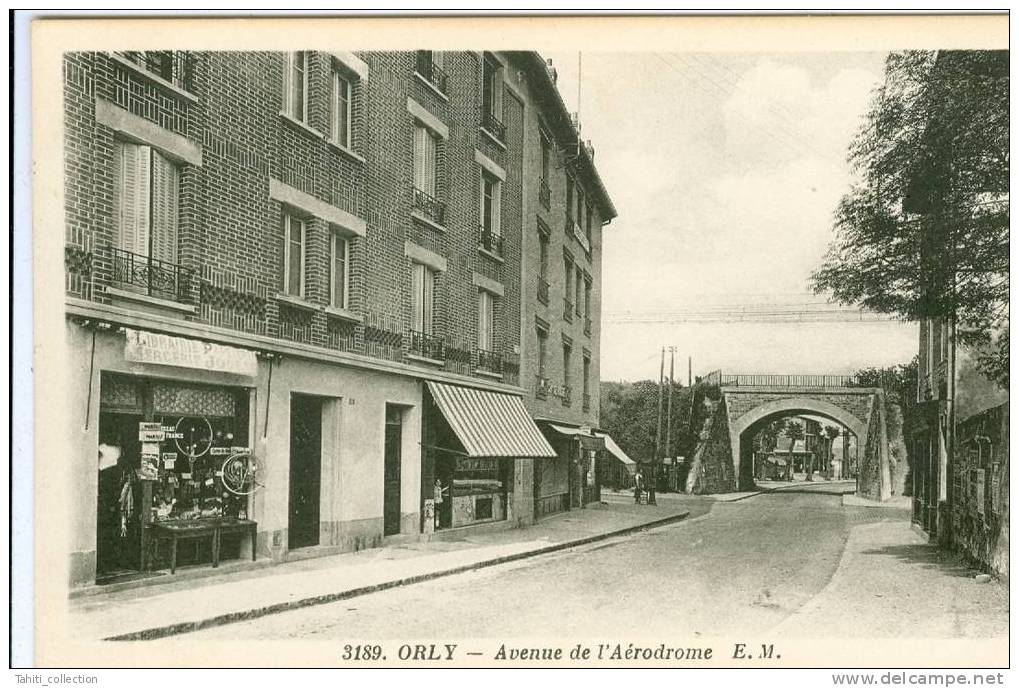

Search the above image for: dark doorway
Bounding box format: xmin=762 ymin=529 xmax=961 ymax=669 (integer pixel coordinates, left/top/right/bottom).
xmin=383 ymin=405 xmax=403 ymax=535
xmin=96 ymin=411 xmax=144 ymax=577
xmin=289 ymin=394 xmax=322 ymax=550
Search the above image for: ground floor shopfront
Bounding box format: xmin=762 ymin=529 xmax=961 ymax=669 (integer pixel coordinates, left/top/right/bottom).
xmin=66 ymin=318 xmax=546 ymax=588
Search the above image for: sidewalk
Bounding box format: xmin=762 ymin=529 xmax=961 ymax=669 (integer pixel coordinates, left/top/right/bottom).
xmin=70 ymin=499 xmax=690 ymax=641
xmin=770 ymin=512 xmax=1009 ymax=638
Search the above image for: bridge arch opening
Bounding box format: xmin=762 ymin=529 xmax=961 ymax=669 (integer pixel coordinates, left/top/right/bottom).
xmin=730 ymin=398 xmax=869 ymax=492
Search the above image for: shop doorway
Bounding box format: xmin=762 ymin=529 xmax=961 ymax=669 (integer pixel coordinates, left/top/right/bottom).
xmin=96 ymin=411 xmax=144 ymax=578
xmin=383 ymin=404 xmax=403 ymax=536
xmin=289 ymin=394 xmax=323 ymax=549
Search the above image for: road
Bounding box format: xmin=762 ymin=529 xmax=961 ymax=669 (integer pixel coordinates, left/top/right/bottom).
xmin=181 ymin=481 xmax=1013 ymax=641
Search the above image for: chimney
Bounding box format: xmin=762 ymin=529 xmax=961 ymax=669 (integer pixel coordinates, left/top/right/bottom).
xmin=545 ymin=58 xmax=558 ymax=84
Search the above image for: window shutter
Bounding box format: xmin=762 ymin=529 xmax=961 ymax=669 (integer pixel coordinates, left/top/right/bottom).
xmin=413 ymin=127 xmax=436 ymax=196
xmin=422 ymin=267 xmax=434 ymax=335
xmin=116 ymin=141 xmax=151 ymax=257
xmin=150 ymin=150 xmax=179 ymax=264
xmin=411 ymin=263 xmax=424 ymax=332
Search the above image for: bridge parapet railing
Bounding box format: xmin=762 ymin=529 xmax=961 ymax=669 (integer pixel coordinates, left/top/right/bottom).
xmin=720 ymin=374 xmax=864 ymax=388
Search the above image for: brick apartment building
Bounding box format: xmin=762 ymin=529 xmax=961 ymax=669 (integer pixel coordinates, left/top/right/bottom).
xmin=62 ymin=49 xmax=617 ymax=587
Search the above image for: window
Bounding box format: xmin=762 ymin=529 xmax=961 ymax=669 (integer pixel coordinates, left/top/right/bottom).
xmin=415 ymin=50 xmax=448 ymax=93
xmin=537 ymin=327 xmax=548 ymax=378
xmin=330 ymin=233 xmax=350 ymax=309
xmin=584 ymin=279 xmax=592 ymax=322
xmin=411 ymin=262 xmax=436 ymax=335
xmin=538 ymin=230 xmax=549 ymax=280
xmin=482 ymin=54 xmax=502 ymax=122
xmin=114 ymin=140 xmax=180 ymax=264
xmin=576 ymin=272 xmax=584 ymax=316
xmin=564 ymin=257 xmax=574 ymax=303
xmin=576 ymin=190 xmax=585 ymax=231
xmin=563 ymin=343 xmax=572 ymax=387
xmin=481 ymin=172 xmax=501 ymax=236
xmin=283 ymin=51 xmax=309 ymax=123
xmin=585 ymin=206 xmax=593 ymax=244
xmin=413 ymin=125 xmax=439 ymax=198
xmin=583 ymin=355 xmax=591 ymax=396
xmin=540 ymin=133 xmax=551 ymax=182
xmin=281 ymin=212 xmax=306 ymax=297
xmin=331 ymin=70 xmax=352 ymax=147
xmin=478 ymin=290 xmax=495 ymax=350
xmin=566 ymin=176 xmax=574 ymax=218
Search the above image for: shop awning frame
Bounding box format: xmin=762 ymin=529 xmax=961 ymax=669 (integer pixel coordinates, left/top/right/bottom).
xmin=426 ymin=382 xmax=557 ymax=458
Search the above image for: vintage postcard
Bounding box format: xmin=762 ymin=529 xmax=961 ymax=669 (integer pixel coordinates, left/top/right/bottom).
xmin=25 ymin=12 xmax=1008 ymax=670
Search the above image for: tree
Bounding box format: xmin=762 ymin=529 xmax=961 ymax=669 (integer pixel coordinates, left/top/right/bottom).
xmin=822 ymin=425 xmax=841 ymax=480
xmin=784 ymin=421 xmax=807 ymax=480
xmin=812 ymin=51 xmax=1008 ymax=387
xmin=854 ymin=360 xmax=918 ymax=494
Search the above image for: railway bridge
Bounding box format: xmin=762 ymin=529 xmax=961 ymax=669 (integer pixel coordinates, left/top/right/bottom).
xmin=689 ymin=374 xmax=892 ymax=501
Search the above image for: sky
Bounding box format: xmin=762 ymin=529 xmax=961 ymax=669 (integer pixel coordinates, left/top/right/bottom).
xmin=546 ymin=52 xmax=919 ymax=383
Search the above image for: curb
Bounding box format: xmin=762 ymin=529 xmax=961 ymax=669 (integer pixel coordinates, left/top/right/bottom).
xmin=105 ymin=509 xmax=690 ymax=641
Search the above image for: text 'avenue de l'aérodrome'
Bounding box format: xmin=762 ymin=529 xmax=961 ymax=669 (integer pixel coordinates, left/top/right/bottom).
xmin=491 ymin=642 xmax=778 ymax=663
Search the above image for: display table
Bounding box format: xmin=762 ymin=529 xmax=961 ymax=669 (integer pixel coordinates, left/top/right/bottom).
xmin=147 ymin=518 xmax=257 ymax=574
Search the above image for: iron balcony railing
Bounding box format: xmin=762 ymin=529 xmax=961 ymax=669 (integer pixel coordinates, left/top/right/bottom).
xmin=407 ymin=330 xmax=445 ymax=361
xmin=563 ymin=299 xmax=574 ymax=322
xmin=110 ymin=247 xmax=194 ymax=303
xmin=475 ymin=348 xmax=504 ymax=375
xmin=118 ymin=51 xmax=195 ymax=91
xmin=538 ymin=178 xmax=551 ymax=209
xmin=562 ymin=385 xmax=573 ymax=407
xmin=481 ymin=110 xmax=506 ymax=142
xmin=719 ymin=374 xmax=864 ymax=388
xmin=413 ymin=187 xmax=446 ymax=226
xmin=479 ymin=227 xmax=504 ymax=257
xmin=537 ymin=278 xmax=549 ymax=305
xmin=414 ymin=51 xmax=449 ymax=94
xmin=535 ymin=374 xmax=549 ymax=400
xmin=582 ymin=393 xmax=591 ymax=412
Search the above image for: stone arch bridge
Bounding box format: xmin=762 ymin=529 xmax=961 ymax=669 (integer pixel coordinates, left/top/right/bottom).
xmin=688 ymin=374 xmax=892 ymax=501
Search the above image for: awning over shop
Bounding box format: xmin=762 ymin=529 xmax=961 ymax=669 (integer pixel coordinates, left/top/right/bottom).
xmin=426 ymin=382 xmax=557 ymax=458
xmin=547 ymin=423 xmax=606 ymax=451
xmin=599 ymin=434 xmax=636 ymax=467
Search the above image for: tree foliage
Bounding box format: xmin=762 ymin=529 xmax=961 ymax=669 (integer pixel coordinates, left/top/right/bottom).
xmin=599 ymin=380 xmax=703 ymax=465
xmin=812 ymin=50 xmax=1008 ymax=387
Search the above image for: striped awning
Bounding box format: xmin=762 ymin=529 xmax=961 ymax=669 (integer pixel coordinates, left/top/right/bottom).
xmin=599 ymin=434 xmax=636 ymax=466
xmin=426 ymin=382 xmax=557 ymax=458
xmin=548 ymin=424 xmax=632 ymax=465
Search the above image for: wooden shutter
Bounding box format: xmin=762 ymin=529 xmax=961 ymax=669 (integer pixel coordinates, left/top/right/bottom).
xmin=413 ymin=126 xmax=436 ymax=196
xmin=150 ymin=150 xmax=179 ymax=264
xmin=411 ymin=263 xmax=424 ymax=332
xmin=422 ymin=267 xmax=434 ymax=335
xmin=116 ymin=141 xmax=151 ymax=256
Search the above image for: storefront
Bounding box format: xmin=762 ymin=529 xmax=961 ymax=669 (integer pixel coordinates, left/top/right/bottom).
xmin=595 ymin=434 xmax=638 ymax=491
xmin=422 ymin=382 xmax=556 ymax=532
xmin=535 ymin=423 xmax=607 ymax=517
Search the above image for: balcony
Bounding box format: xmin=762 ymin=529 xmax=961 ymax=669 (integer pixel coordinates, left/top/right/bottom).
xmin=413 ymin=187 xmax=446 ymax=227
xmin=582 ymin=393 xmax=591 ymax=412
xmin=535 ymin=374 xmax=549 ymax=400
xmin=563 ymin=299 xmax=574 ymax=322
xmin=110 ymin=248 xmax=195 ymax=304
xmin=414 ymin=51 xmax=449 ymax=95
xmin=538 ymin=178 xmax=551 ymax=209
xmin=584 ymin=317 xmax=592 ymax=336
xmin=475 ymin=348 xmax=504 ymax=375
xmin=481 ymin=110 xmax=506 ymax=142
xmin=562 ymin=385 xmax=573 ymax=407
xmin=407 ymin=330 xmax=445 ymax=362
xmin=479 ymin=226 xmax=504 ymax=258
xmin=537 ymin=278 xmax=549 ymax=305
xmin=117 ymin=51 xmax=195 ymax=92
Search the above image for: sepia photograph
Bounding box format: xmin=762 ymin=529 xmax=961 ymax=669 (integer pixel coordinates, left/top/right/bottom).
xmin=17 ymin=11 xmax=1009 ymax=673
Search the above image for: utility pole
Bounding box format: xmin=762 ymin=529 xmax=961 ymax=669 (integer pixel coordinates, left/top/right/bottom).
xmin=652 ymin=347 xmax=664 ymax=506
xmin=688 ymin=356 xmax=692 ymax=387
xmin=665 ymin=347 xmax=675 ymax=491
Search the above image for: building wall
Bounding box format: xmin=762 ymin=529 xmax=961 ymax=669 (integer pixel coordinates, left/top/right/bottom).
xmin=950 ymin=402 xmax=1009 ymax=580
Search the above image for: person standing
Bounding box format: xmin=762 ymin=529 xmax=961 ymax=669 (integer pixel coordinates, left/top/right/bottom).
xmin=633 ymin=468 xmax=645 ymax=504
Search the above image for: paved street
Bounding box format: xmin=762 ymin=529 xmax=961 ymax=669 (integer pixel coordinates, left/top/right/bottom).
xmin=182 ymin=483 xmax=1007 ymax=641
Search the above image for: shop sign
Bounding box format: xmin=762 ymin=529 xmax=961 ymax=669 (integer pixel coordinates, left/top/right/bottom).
xmin=138 ymin=421 xmax=165 ymax=442
xmin=544 ymin=383 xmax=568 ymax=399
xmin=456 ymin=457 xmax=498 ymax=473
xmin=124 ymin=328 xmax=257 ymax=377
xmin=209 ymin=447 xmax=232 ymax=456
